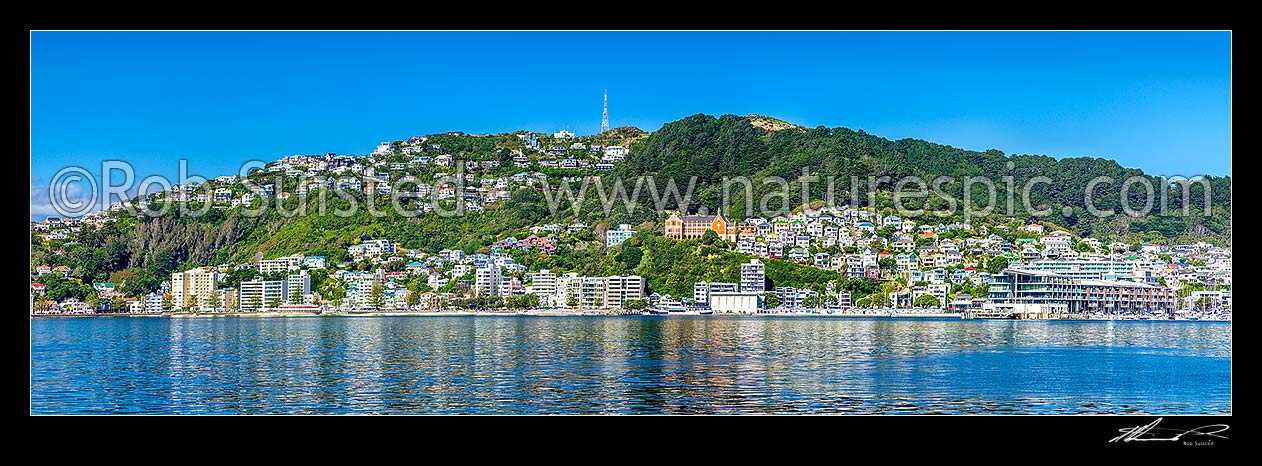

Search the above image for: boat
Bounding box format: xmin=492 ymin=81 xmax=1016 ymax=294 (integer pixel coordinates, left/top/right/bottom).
xmin=645 ymin=303 xmax=712 ymax=316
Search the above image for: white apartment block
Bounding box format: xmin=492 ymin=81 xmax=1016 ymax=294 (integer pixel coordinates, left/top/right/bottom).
xmin=258 ymin=254 xmax=304 ymax=274
xmin=578 ymin=277 xmax=607 ymax=308
xmin=741 ymin=259 xmax=765 ymax=293
xmin=605 ymin=224 xmax=634 ymax=247
xmin=348 ymin=271 xmax=383 ymax=308
xmin=527 ymin=270 xmax=558 ymax=304
xmin=240 ymin=278 xmax=285 ymax=310
xmin=475 ymin=266 xmax=504 ymax=298
xmin=605 ymin=275 xmax=645 ymax=309
xmin=286 ymin=273 xmax=311 ymax=303
xmin=694 ymin=281 xmax=739 ymax=305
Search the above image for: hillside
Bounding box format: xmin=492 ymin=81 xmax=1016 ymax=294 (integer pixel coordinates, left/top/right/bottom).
xmin=746 ymin=114 xmax=805 ymax=133
xmin=31 ymin=113 xmax=1231 ymax=298
xmin=579 ymin=126 xmax=648 ymax=143
xmin=616 ymin=114 xmax=1230 ymax=243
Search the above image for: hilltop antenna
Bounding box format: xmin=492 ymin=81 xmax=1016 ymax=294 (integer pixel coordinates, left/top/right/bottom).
xmin=601 ymin=89 xmax=609 ymax=133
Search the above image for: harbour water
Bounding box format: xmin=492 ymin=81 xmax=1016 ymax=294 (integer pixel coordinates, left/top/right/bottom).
xmin=30 ymin=316 xmax=1231 ymax=414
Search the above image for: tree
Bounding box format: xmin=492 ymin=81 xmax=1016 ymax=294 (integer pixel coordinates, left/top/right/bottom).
xmin=986 ymin=256 xmax=1010 ymax=275
xmin=842 ymin=277 xmax=880 ymax=298
xmin=207 ymin=289 xmax=222 ymax=311
xmin=701 ymin=229 xmax=720 ymax=245
xmin=914 ymin=294 xmax=940 ymax=308
xmin=878 ymin=257 xmax=896 ymax=270
xmin=289 ymin=289 xmax=305 ymax=304
xmin=247 ymin=294 xmax=263 ymax=311
xmin=319 ymin=278 xmax=346 ymax=303
xmin=624 ymin=298 xmax=647 ymax=310
xmin=618 ymin=246 xmax=643 ymax=269
xmin=268 ymin=296 xmax=283 ymax=310
xmin=162 ymin=294 xmax=173 ymax=311
xmin=762 ymin=292 xmax=781 ymax=309
xmin=566 ymin=295 xmax=578 ymax=308
xmin=368 ymin=285 xmax=385 ymax=310
xmin=1194 ymin=295 xmax=1214 ymax=310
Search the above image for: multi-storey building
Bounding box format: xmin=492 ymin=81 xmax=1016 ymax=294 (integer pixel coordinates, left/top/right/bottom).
xmin=258 ymin=254 xmax=304 ymax=274
xmin=775 ymin=286 xmax=800 ymax=309
xmin=527 ymin=270 xmax=557 ymax=298
xmin=836 ymin=290 xmax=852 ymax=311
xmin=741 ymin=259 xmax=765 ymax=293
xmin=694 ymin=281 xmax=739 ymax=305
xmin=170 ymin=267 xmax=219 ymax=309
xmin=475 ymin=266 xmax=503 ymax=298
xmin=605 ymin=224 xmax=634 ymax=247
xmin=1021 ymin=259 xmax=1138 ymax=282
xmin=986 ymin=268 xmax=1175 ymax=317
xmin=578 ymin=277 xmax=608 ymax=308
xmin=664 ymin=212 xmax=730 ymax=240
xmin=240 ymin=277 xmax=285 ymax=310
xmin=604 ymin=275 xmax=645 ymax=309
xmin=346 ymin=270 xmax=383 ymax=309
xmin=286 ymin=273 xmax=311 ymax=303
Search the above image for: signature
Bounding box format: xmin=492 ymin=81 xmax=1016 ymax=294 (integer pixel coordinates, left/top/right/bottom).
xmin=1110 ymin=418 xmax=1230 ymax=443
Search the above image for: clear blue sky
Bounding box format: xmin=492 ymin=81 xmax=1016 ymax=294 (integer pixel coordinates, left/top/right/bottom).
xmin=31 ymin=31 xmax=1231 ymax=204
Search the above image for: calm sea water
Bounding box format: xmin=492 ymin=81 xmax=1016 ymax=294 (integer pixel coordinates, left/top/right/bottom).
xmin=30 ymin=316 xmax=1231 ymax=414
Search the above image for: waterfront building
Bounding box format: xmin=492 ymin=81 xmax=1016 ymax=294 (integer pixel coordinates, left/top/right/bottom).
xmin=709 ymin=291 xmax=761 ymax=313
xmin=605 ymin=275 xmax=645 ymax=309
xmin=240 ymin=278 xmax=286 ymax=310
xmin=556 ymin=272 xmax=582 ymax=307
xmin=694 ymin=281 xmax=739 ymax=306
xmin=143 ymin=293 xmax=164 ymax=313
xmin=1022 ymin=259 xmax=1138 ymax=282
xmin=775 ymin=286 xmax=800 ymax=309
xmin=346 ymin=270 xmax=384 ymax=309
xmin=836 ymin=290 xmax=852 ymax=311
xmin=287 ymin=273 xmax=311 ymax=304
xmin=475 ymin=266 xmax=503 ymax=298
xmin=578 ymin=277 xmax=607 ymax=308
xmin=170 ymin=267 xmax=219 ymax=310
xmin=527 ymin=270 xmax=557 ymax=297
xmin=986 ymin=268 xmax=1175 ymax=317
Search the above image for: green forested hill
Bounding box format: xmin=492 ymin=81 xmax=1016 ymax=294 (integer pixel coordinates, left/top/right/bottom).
xmin=617 ymin=113 xmax=1230 ymax=242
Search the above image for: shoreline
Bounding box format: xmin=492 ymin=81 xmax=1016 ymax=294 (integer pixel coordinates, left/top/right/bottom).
xmin=28 ymin=310 xmax=1231 ymax=322
xmin=28 ymin=310 xmax=960 ymax=318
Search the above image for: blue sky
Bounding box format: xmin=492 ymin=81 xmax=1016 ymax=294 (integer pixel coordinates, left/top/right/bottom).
xmin=31 ymin=31 xmax=1231 ymax=216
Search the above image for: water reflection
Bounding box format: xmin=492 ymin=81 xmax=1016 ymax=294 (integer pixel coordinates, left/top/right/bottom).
xmin=31 ymin=316 xmax=1231 ymax=414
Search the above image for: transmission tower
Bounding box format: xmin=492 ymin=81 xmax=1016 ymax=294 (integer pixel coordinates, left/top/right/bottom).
xmin=601 ymin=89 xmax=609 ymax=133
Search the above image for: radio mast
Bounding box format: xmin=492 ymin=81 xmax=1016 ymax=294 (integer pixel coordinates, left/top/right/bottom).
xmin=601 ymin=89 xmax=609 ymax=133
